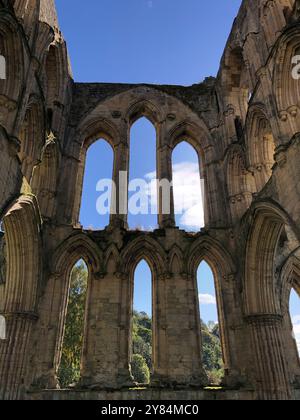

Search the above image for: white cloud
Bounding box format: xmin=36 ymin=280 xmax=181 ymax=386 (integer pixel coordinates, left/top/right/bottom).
xmin=292 ymin=315 xmax=300 ymax=354
xmin=147 ymin=1 xmax=153 ymax=8
xmin=145 ymin=162 xmax=205 ymax=230
xmin=199 ymin=294 xmax=216 ymax=305
xmin=292 ymin=315 xmax=300 ymax=325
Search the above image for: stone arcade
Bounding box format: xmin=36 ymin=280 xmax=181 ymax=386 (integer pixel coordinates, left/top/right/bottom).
xmin=0 ymin=0 xmax=300 ymax=401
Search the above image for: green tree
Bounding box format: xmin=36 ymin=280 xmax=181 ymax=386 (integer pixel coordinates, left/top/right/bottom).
xmin=131 ymin=354 xmax=150 ymax=384
xmin=201 ymin=320 xmax=224 ymax=385
xmin=131 ymin=311 xmax=152 ymax=384
xmin=57 ymin=262 xmax=88 ymax=388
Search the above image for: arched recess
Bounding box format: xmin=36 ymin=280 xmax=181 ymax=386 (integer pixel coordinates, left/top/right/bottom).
xmin=0 ymin=195 xmax=42 ymax=312
xmin=244 ymin=203 xmax=289 ymax=315
xmin=245 ymin=106 xmax=276 ymax=192
xmin=279 ymin=253 xmax=300 ymax=383
xmin=128 ymin=117 xmax=157 ymax=230
xmin=243 ymin=202 xmax=298 ymax=399
xmin=18 ymin=97 xmax=45 ymax=183
xmin=187 ymin=236 xmax=236 ymax=378
xmin=274 ymin=26 xmax=300 ymax=130
xmin=0 ymin=195 xmax=42 ymax=400
xmin=0 ymin=11 xmax=24 ymax=130
xmin=42 ymin=41 xmax=69 ymax=135
xmin=226 ymin=145 xmax=256 ymax=223
xmin=30 ymin=134 xmax=60 ymax=220
xmin=72 ymin=119 xmax=119 ymax=227
xmin=220 ymin=44 xmax=253 ymax=126
xmin=29 ymin=233 xmax=101 ymax=389
xmin=172 ymin=141 xmax=204 ymax=231
xmin=45 ymin=45 xmax=59 ymax=109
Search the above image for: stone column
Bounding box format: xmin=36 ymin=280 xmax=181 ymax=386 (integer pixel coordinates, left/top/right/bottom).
xmin=80 ymin=268 xmax=133 ymax=389
xmin=110 ymin=141 xmax=129 ymax=229
xmin=152 ymin=272 xmax=207 ymax=387
xmin=245 ymin=314 xmax=292 ymax=400
xmin=0 ymin=312 xmax=37 ymax=400
xmin=157 ymin=144 xmax=175 ymax=229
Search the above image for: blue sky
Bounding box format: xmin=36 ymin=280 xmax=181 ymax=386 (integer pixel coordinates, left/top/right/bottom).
xmin=56 ymin=1 xmax=299 ymax=346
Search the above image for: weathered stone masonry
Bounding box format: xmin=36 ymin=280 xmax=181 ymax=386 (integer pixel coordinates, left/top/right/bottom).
xmin=0 ymin=0 xmax=300 ymax=400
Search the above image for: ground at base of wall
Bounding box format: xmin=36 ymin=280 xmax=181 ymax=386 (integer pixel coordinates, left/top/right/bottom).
xmin=26 ymin=387 xmax=300 ymax=401
xmin=27 ymin=388 xmax=256 ymax=401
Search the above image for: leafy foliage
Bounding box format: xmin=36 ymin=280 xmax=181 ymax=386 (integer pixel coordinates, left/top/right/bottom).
xmin=131 ymin=311 xmax=152 ymax=383
xmin=201 ymin=321 xmax=224 ymax=385
xmin=131 ymin=354 xmax=150 ymax=384
xmin=57 ymin=262 xmax=88 ymax=388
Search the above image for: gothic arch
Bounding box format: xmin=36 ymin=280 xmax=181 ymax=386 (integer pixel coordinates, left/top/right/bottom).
xmin=279 ymin=253 xmax=300 ymax=381
xmin=168 ymin=120 xmax=210 ymax=162
xmin=18 ymin=95 xmax=45 ymax=182
xmin=243 ymin=201 xmax=300 ymax=398
xmin=43 ymin=42 xmax=68 ymax=109
xmin=225 ymin=144 xmax=256 ymax=222
xmin=168 ymin=244 xmax=184 ymax=274
xmin=0 ymin=195 xmax=42 ymax=312
xmin=79 ymin=118 xmax=121 ymax=150
xmin=104 ymin=243 xmax=120 ymax=274
xmin=0 ymin=10 xmax=24 ymax=130
xmin=280 ymin=254 xmax=300 ymax=313
xmin=219 ymin=44 xmax=253 ymax=122
xmin=72 ymin=118 xmax=119 ymax=226
xmin=120 ymin=235 xmax=167 ymax=277
xmin=126 ymin=99 xmax=162 ymax=129
xmin=187 ymin=235 xmax=236 ymax=373
xmin=51 ymin=233 xmax=102 ymax=277
xmin=243 ymin=201 xmax=291 ymax=315
xmin=42 ymin=40 xmax=70 ymax=135
xmin=31 ymin=134 xmax=60 ymax=220
xmin=0 ymin=195 xmax=42 ymax=400
xmin=30 ymin=233 xmax=102 ymax=389
xmin=274 ymin=25 xmax=300 ymax=132
xmin=245 ymin=104 xmax=276 ymax=192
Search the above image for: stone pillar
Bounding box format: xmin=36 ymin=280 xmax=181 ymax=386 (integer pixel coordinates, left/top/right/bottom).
xmin=157 ymin=144 xmax=175 ymax=229
xmin=245 ymin=314 xmax=292 ymax=400
xmin=0 ymin=196 xmax=41 ymax=399
xmin=110 ymin=142 xmax=129 ymax=229
xmin=80 ymin=267 xmax=133 ymax=389
xmin=0 ymin=312 xmax=37 ymax=399
xmin=152 ymin=272 xmax=207 ymax=387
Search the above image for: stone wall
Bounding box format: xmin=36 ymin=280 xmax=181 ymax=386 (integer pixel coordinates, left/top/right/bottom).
xmin=0 ymin=0 xmax=300 ymax=400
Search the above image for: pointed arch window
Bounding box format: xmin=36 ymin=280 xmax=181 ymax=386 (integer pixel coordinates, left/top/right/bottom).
xmin=128 ymin=117 xmax=157 ymax=231
xmin=58 ymin=259 xmax=89 ymax=388
xmin=197 ymin=261 xmax=224 ymax=384
xmin=130 ymin=260 xmax=153 ymax=384
xmin=80 ymin=139 xmax=114 ymax=230
xmin=172 ymin=141 xmax=204 ymax=231
xmin=290 ymin=288 xmax=300 ymax=358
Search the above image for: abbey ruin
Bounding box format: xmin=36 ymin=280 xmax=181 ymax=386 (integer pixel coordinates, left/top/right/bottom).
xmin=0 ymin=0 xmax=300 ymax=400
